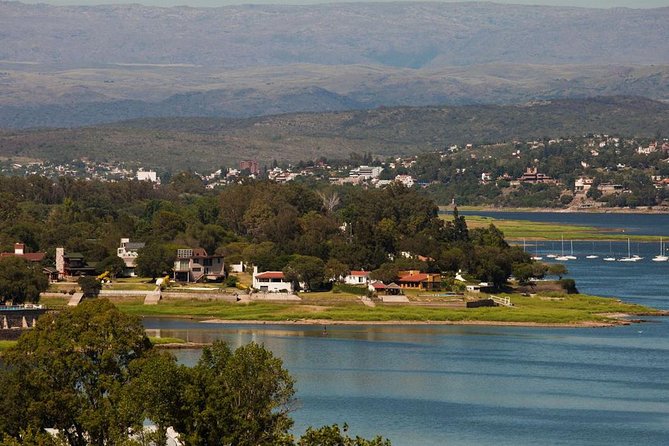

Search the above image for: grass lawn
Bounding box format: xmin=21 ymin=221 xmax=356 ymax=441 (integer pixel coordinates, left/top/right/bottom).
xmin=107 ymin=293 xmax=661 ymax=325
xmin=447 ymin=214 xmax=660 ymax=241
xmin=0 ymin=340 xmax=17 ymax=351
xmin=149 ymin=336 xmax=186 ymax=345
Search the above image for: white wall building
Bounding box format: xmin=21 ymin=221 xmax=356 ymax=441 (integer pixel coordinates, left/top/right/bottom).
xmin=343 ymin=270 xmax=370 ymax=285
xmin=137 ymin=170 xmax=159 ymax=183
xmin=252 ymin=266 xmax=293 ymax=292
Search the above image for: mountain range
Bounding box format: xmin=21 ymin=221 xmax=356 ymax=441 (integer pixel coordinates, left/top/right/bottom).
xmin=1 ymin=2 xmax=669 ymax=128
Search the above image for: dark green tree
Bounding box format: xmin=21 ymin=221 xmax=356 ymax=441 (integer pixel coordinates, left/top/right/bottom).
xmin=175 ymin=341 xmax=295 ymax=446
xmin=77 ymin=276 xmax=101 ymax=298
xmin=0 ymin=300 xmax=154 ymax=445
xmin=135 ymin=244 xmax=174 ymax=279
xmin=0 ymin=256 xmax=48 ymax=305
xmin=298 ymin=424 xmax=391 ymax=446
xmin=283 ymin=255 xmax=326 ymax=291
xmin=97 ymin=255 xmax=127 ymax=278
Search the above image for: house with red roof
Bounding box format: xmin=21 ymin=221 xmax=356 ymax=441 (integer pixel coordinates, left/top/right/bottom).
xmin=344 ymin=270 xmax=370 ymax=285
xmin=252 ymin=266 xmax=293 ymax=293
xmin=396 ymin=270 xmax=441 ymax=291
xmin=0 ymin=243 xmax=46 ymax=263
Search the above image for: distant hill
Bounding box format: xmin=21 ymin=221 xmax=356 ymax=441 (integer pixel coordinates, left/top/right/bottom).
xmin=2 ymin=2 xmax=669 ymax=128
xmin=0 ymin=96 xmax=666 ymax=171
xmin=1 ymin=64 xmax=669 ymax=129
xmin=2 ymin=2 xmax=668 ymax=68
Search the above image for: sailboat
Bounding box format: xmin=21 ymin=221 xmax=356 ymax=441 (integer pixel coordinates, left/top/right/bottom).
xmin=531 ymin=241 xmax=543 ymax=261
xmin=603 ymin=240 xmax=616 ymax=261
xmin=555 ymin=235 xmax=570 ymax=261
xmin=652 ymin=237 xmax=669 ymax=262
xmin=618 ymin=238 xmax=640 ymax=262
xmin=586 ymin=241 xmax=599 ymax=259
xmin=546 ymin=241 xmax=557 ymax=258
xmin=565 ymin=240 xmax=577 ymax=260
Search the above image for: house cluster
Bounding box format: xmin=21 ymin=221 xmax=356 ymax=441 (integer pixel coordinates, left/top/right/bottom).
xmin=0 ymin=158 xmax=161 ymax=183
xmin=249 ymin=267 xmax=442 ymax=294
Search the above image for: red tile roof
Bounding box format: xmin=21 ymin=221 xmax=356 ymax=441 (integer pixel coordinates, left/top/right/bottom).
xmin=349 ymin=270 xmax=370 ymax=277
xmin=255 ymin=271 xmax=286 ymax=280
xmin=0 ymin=252 xmax=46 ymax=262
xmin=397 ymin=273 xmax=429 ymax=283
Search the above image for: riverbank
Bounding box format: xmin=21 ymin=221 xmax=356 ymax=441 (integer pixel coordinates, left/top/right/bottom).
xmin=36 ymin=292 xmax=663 ymax=328
xmin=447 ymin=205 xmax=669 ymax=214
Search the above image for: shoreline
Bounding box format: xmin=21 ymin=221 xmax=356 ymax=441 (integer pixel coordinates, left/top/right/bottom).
xmin=444 ymin=206 xmax=669 ymax=214
xmin=197 ymin=316 xmax=650 ymax=328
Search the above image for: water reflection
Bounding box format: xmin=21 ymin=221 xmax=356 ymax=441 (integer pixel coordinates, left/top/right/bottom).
xmin=144 ymin=319 xmax=669 ymax=446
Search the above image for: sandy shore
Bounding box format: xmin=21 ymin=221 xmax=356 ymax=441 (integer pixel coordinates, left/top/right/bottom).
xmin=199 ymin=318 xmax=636 ymax=328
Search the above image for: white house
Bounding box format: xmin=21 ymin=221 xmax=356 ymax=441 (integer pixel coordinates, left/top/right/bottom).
xmin=136 ymin=170 xmax=159 ymax=183
xmin=117 ymin=238 xmax=145 ymax=272
xmin=252 ymin=266 xmax=293 ymax=292
xmin=343 ymin=270 xmax=370 ymax=285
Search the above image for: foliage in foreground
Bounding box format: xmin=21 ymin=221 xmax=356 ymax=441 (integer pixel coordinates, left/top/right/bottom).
xmin=0 ymin=300 xmax=390 ymax=446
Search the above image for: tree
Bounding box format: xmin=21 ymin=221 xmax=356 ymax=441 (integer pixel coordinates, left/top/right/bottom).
xmin=283 ymin=255 xmax=326 ymax=291
xmin=324 ymin=258 xmax=349 ymax=282
xmin=370 ymin=263 xmax=401 ymax=284
xmin=0 ymin=256 xmax=48 ymax=305
xmin=0 ymin=300 xmax=154 ymax=445
xmin=135 ymin=244 xmax=174 ymax=279
xmin=97 ymin=255 xmax=127 ymax=278
xmin=299 ymin=424 xmax=391 ymax=446
xmin=77 ymin=276 xmax=101 ymax=298
xmin=175 ymin=341 xmax=296 ymax=446
xmin=548 ymin=263 xmax=568 ymax=279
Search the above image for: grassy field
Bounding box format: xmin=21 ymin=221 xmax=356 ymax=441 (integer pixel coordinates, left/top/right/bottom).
xmin=148 ymin=336 xmax=186 ymax=345
xmin=453 ymin=214 xmax=661 ymax=241
xmin=37 ymin=293 xmax=660 ymax=326
xmin=0 ymin=340 xmax=17 ymax=351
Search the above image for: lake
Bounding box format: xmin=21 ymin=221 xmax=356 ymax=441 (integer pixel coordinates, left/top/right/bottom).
xmin=144 ymin=212 xmax=669 ymax=446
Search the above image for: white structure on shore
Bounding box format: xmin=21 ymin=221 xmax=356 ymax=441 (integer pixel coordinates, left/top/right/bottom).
xmin=252 ymin=266 xmax=293 ymax=292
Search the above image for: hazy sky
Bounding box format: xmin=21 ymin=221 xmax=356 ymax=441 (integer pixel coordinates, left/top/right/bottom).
xmin=16 ymin=0 xmax=669 ymax=8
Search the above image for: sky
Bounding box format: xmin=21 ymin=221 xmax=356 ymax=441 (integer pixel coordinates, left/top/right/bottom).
xmin=15 ymin=0 xmax=669 ymax=8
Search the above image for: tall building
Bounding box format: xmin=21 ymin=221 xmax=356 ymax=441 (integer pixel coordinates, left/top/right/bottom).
xmin=240 ymin=160 xmax=260 ymax=175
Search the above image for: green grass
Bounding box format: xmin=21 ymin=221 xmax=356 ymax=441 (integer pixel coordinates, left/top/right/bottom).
xmin=0 ymin=340 xmax=17 ymax=351
xmin=149 ymin=336 xmax=186 ymax=345
xmin=112 ymin=293 xmax=662 ymax=325
xmin=457 ymin=215 xmax=664 ymax=241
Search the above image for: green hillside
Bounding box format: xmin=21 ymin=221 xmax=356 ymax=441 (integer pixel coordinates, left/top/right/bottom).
xmin=0 ymin=96 xmax=666 ymax=171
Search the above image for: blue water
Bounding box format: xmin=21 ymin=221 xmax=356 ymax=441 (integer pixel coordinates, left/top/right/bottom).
xmin=144 ymin=212 xmax=669 ymax=445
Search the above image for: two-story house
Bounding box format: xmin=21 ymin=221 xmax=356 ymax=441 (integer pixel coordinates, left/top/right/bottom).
xmin=252 ymin=266 xmax=293 ymax=293
xmin=173 ymin=248 xmax=225 ymax=283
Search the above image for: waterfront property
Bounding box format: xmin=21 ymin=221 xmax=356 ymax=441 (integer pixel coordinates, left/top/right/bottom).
xmin=252 ymin=266 xmax=294 ymax=293
xmin=172 ymin=248 xmax=225 ymax=283
xmin=396 ymin=270 xmax=442 ymax=291
xmin=55 ymin=248 xmax=96 ymax=279
xmin=344 ymin=270 xmax=371 ymax=285
xmin=116 ymin=238 xmax=145 ymax=276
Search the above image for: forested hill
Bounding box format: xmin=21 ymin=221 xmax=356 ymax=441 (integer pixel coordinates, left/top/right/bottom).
xmin=0 ymin=96 xmax=667 ymax=171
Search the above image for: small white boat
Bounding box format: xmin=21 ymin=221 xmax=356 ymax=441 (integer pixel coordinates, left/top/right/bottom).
xmin=652 ymin=237 xmax=668 ymax=262
xmin=555 ymin=256 xmax=570 ymax=261
xmin=565 ymin=240 xmax=577 ymax=260
xmin=603 ymin=257 xmax=616 ymax=262
xmin=618 ymin=238 xmax=640 ymax=262
xmin=586 ymin=242 xmax=598 ymax=259
xmin=546 ymin=254 xmax=557 ymax=258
